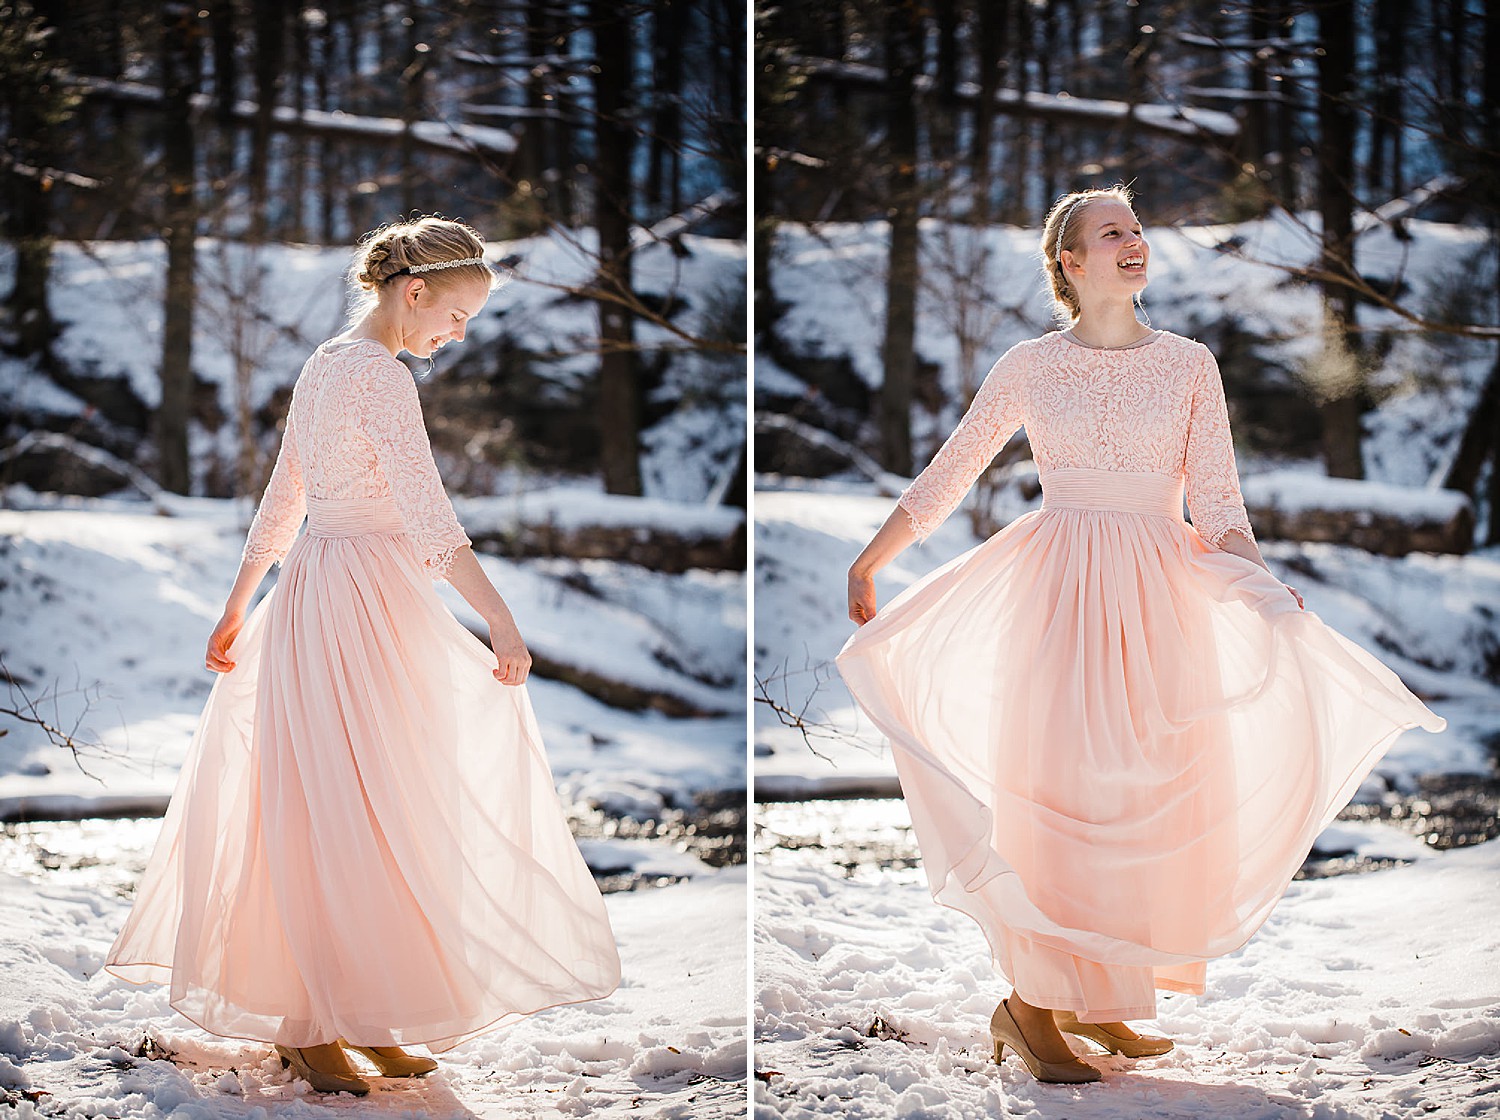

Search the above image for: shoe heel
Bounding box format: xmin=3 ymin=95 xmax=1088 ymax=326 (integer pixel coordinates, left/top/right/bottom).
xmin=993 ymin=1039 xmax=1005 ymax=1063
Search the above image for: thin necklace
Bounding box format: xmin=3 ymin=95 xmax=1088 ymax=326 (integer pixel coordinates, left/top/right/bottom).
xmin=1065 ymin=327 xmax=1156 ymax=350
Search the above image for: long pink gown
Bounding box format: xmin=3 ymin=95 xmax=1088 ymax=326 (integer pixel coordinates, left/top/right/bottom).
xmin=836 ymin=329 xmax=1447 ymax=1022
xmin=105 ymin=337 xmax=621 ymax=1051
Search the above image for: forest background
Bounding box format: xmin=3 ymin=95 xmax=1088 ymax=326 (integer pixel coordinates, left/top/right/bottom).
xmin=753 ymin=5 xmax=1500 ymax=1114
xmin=755 ymin=0 xmax=1497 ymax=520
xmin=3 ymin=0 xmax=747 ymax=501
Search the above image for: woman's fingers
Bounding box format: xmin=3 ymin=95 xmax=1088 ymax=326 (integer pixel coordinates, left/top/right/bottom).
xmin=204 ymin=626 xmax=238 ymax=673
xmin=847 ymin=572 xmax=878 ymax=627
xmin=493 ymin=653 xmax=532 ymax=685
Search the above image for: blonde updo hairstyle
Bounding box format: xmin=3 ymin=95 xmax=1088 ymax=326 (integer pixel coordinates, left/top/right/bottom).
xmin=1039 ymin=184 xmax=1136 ymax=325
xmin=347 ymin=215 xmax=502 ymax=319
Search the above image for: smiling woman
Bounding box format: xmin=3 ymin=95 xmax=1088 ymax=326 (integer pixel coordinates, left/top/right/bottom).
xmin=835 ymin=184 xmax=1446 ymax=1087
xmin=102 ymin=214 xmax=622 ymax=1096
xmin=342 ymin=217 xmax=502 ymax=367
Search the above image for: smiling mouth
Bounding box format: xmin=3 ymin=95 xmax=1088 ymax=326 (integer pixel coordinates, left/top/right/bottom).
xmin=1119 ymin=253 xmax=1146 ymax=273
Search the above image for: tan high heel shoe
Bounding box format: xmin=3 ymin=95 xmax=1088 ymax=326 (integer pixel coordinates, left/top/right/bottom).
xmin=338 ymin=1038 xmax=439 ymax=1077
xmin=274 ymin=1043 xmax=371 ymax=1095
xmin=989 ymin=999 xmax=1102 ymax=1084
xmin=1054 ymin=1009 xmax=1174 ymax=1057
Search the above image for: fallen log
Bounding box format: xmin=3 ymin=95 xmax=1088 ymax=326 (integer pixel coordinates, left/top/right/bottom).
xmin=456 ymin=492 xmax=746 ymax=573
xmin=1240 ymin=471 xmax=1474 ymax=557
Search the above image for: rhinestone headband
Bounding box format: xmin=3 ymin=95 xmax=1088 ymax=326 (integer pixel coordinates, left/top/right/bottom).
xmin=1053 ymin=197 xmax=1087 ymax=261
xmin=405 ymin=256 xmax=487 ymax=274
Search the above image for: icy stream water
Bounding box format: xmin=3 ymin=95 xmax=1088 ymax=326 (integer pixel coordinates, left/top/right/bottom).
xmin=2 ymin=789 xmax=747 ymax=900
xmin=756 ymin=770 xmax=1500 ymax=882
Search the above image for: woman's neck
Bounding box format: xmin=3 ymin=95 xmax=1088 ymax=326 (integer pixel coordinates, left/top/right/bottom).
xmin=1068 ymin=301 xmax=1152 ymax=348
xmin=342 ymin=309 xmax=403 ymax=358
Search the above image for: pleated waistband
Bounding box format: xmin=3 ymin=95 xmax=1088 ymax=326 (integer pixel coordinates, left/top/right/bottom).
xmin=306 ymin=496 xmax=405 ymax=537
xmin=1039 ymin=468 xmax=1184 ymax=519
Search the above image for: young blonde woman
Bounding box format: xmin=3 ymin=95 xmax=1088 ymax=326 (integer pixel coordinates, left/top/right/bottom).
xmin=837 ymin=186 xmax=1446 ymax=1084
xmin=105 ymin=216 xmax=621 ymax=1095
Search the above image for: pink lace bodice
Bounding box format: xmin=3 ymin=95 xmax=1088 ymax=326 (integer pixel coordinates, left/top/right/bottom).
xmin=899 ymin=329 xmax=1257 ymax=548
xmin=242 ymin=338 xmax=471 ymax=579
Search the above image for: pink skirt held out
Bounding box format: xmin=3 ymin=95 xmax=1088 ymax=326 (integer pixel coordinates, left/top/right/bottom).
xmin=836 ymin=467 xmax=1446 ymax=1021
xmin=105 ymin=497 xmax=622 ymax=1050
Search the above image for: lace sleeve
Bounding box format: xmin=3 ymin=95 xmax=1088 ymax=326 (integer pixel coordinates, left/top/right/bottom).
xmin=354 ymin=356 xmax=472 ymax=580
xmin=898 ymin=342 xmax=1027 ymax=543
xmin=1184 ymin=344 xmax=1256 ymax=548
xmin=241 ymin=403 xmax=307 ymax=568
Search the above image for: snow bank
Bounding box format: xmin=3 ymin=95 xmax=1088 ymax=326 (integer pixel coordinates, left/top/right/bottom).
xmin=1242 ymin=470 xmax=1471 ymax=521
xmin=458 ymin=488 xmax=745 ymax=538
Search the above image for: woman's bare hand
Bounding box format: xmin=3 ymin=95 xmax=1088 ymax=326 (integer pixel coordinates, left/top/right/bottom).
xmin=848 ymin=569 xmax=878 ymax=627
xmin=489 ymin=619 xmax=533 ymax=685
xmin=1285 ymin=584 xmax=1305 ymax=610
xmin=205 ymin=609 xmax=244 ymax=673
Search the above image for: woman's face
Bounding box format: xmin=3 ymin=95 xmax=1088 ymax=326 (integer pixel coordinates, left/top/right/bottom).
xmin=1060 ymin=199 xmax=1149 ymax=305
xmin=398 ymin=277 xmax=491 ymax=359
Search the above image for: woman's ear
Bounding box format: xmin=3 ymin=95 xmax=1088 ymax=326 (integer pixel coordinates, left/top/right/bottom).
xmin=405 ymin=278 xmax=425 ymax=305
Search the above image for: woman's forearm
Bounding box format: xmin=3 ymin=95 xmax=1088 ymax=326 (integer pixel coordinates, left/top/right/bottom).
xmin=222 ymin=555 xmax=276 ymax=618
xmin=1213 ymin=527 xmax=1270 ymax=572
xmin=445 ymin=545 xmax=518 ymax=629
xmin=851 ymin=504 xmax=920 ymax=579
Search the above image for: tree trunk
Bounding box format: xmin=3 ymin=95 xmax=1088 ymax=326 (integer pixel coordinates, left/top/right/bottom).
xmin=1315 ymin=0 xmax=1363 ymax=479
xmin=879 ymin=0 xmax=921 ymax=477
xmin=316 ymin=2 xmax=336 ymax=242
xmin=1443 ymin=346 xmax=1500 ymax=494
xmin=590 ymin=0 xmax=640 ymax=495
xmin=1241 ymin=4 xmax=1274 ymax=210
xmin=1370 ymin=0 xmax=1405 ymax=199
xmin=4 ymin=181 xmax=54 ymax=363
xmin=288 ymin=1 xmax=308 ymax=242
xmin=207 ymin=1 xmax=236 ymax=184
xmin=1271 ymin=2 xmax=1298 ymax=209
xmin=549 ymin=4 xmax=578 ymax=225
xmin=514 ymin=0 xmax=550 ymax=229
xmin=931 ymin=0 xmax=957 ymax=172
xmin=971 ymin=0 xmax=1008 ymax=223
xmin=250 ymin=0 xmax=287 ymax=242
xmin=399 ymin=0 xmax=422 ymax=215
xmin=647 ymin=0 xmax=685 ymax=215
xmin=1010 ymin=1 xmax=1032 ymax=221
xmin=158 ymin=2 xmax=200 ymax=495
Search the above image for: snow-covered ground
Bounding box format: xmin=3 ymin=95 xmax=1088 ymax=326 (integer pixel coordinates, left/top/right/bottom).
xmin=754 ymin=841 xmax=1500 ymax=1119
xmin=0 ymin=856 xmax=746 ymax=1118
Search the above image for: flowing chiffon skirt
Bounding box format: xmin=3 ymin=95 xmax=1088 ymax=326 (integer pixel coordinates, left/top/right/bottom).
xmin=105 ymin=496 xmax=621 ymax=1051
xmin=836 ymin=467 xmax=1446 ymax=1021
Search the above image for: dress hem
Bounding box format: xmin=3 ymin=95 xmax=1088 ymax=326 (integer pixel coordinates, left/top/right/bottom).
xmin=98 ymin=960 xmax=623 ymax=1054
